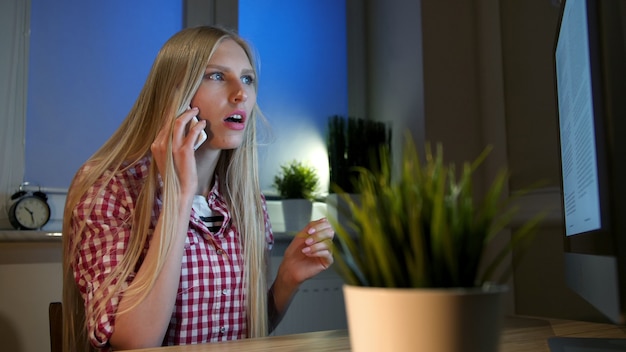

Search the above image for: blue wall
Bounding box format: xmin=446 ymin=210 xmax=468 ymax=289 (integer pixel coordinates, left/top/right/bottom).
xmin=25 ymin=0 xmax=182 ymax=188
xmin=24 ymin=0 xmax=347 ymax=195
xmin=239 ymin=0 xmax=347 ymax=194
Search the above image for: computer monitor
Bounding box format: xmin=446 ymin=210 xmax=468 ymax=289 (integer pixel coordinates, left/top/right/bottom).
xmin=554 ymin=0 xmax=626 ymax=327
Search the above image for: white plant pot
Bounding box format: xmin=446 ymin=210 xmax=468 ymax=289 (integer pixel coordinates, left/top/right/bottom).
xmin=281 ymin=199 xmax=313 ymax=233
xmin=343 ymin=284 xmax=508 ymax=352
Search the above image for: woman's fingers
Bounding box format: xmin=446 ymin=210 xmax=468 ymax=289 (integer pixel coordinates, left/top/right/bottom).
xmin=150 ymin=107 xmax=203 ymax=196
xmin=301 ymin=218 xmax=335 ymax=257
xmin=173 ymin=107 xmax=205 ymax=151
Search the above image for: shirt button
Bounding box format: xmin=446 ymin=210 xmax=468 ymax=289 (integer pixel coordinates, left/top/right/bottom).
xmin=217 ymin=249 xmax=224 ymax=255
xmin=222 ymin=289 xmax=230 ymax=295
xmin=220 ymin=326 xmax=226 ymax=334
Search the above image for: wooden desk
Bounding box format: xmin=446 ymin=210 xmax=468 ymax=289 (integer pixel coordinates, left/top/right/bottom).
xmin=501 ymin=316 xmax=626 ymax=351
xmin=121 ymin=316 xmax=626 ymax=352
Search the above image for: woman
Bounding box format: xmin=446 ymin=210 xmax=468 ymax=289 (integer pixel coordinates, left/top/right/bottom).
xmin=62 ymin=25 xmax=334 ymax=351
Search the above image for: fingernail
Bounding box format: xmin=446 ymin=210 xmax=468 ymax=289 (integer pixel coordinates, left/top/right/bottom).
xmin=302 ymin=247 xmax=311 ymax=253
xmin=305 ymin=237 xmax=314 ymax=245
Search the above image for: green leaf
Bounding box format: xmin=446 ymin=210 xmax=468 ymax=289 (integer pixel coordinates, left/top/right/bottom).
xmin=327 ymin=133 xmax=546 ymax=289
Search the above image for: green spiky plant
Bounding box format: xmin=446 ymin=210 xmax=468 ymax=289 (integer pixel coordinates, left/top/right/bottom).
xmin=273 ymin=160 xmax=320 ymax=201
xmin=329 ymin=136 xmax=544 ymax=288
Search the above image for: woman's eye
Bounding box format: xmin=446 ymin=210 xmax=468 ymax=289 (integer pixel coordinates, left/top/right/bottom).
xmin=206 ymin=72 xmax=224 ymax=81
xmin=241 ymin=75 xmax=255 ymax=85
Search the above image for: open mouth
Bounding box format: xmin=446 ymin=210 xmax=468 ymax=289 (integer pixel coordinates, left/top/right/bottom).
xmin=225 ymin=114 xmax=244 ymax=123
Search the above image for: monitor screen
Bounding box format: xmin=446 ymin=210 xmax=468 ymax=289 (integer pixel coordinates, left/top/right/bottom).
xmin=555 ymin=0 xmax=602 ymax=237
xmin=555 ymin=0 xmax=626 ymax=325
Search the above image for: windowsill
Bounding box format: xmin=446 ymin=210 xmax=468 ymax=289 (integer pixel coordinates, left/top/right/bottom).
xmin=0 ymin=230 xmax=298 ymax=244
xmin=0 ymin=230 xmax=63 ymax=242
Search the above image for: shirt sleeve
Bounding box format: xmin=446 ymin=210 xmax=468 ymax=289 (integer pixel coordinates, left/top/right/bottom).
xmin=70 ymin=172 xmax=136 ymax=348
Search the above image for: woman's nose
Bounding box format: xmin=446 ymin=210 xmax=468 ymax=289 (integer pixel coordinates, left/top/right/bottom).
xmin=230 ymin=82 xmax=248 ymax=103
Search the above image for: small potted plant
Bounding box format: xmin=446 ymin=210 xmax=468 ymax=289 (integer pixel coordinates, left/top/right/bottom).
xmin=329 ymin=135 xmax=544 ymax=352
xmin=273 ymin=160 xmax=320 ymax=233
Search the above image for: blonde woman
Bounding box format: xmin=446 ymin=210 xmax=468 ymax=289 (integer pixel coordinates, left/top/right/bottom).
xmin=62 ymin=25 xmax=334 ymax=351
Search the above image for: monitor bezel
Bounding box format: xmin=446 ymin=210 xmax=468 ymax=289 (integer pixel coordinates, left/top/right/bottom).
xmin=554 ymin=0 xmax=626 ymax=325
xmin=555 ymin=0 xmax=614 ymax=256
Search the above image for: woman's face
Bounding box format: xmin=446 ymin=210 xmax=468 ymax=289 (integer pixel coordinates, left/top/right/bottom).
xmin=190 ymin=38 xmax=257 ymax=150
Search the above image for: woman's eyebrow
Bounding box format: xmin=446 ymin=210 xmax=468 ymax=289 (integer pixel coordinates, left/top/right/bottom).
xmin=241 ymin=68 xmax=255 ymax=76
xmin=206 ymin=64 xmax=254 ymax=75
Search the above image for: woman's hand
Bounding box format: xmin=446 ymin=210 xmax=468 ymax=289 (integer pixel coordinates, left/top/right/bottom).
xmin=151 ymin=107 xmax=206 ymax=196
xmin=278 ymin=218 xmax=335 ymax=288
xmin=268 ymin=218 xmax=335 ymax=327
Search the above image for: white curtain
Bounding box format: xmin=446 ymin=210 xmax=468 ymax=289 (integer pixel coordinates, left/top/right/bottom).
xmin=0 ymin=0 xmax=30 ymax=228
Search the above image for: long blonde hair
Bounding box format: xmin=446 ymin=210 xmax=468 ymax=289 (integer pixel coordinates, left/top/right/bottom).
xmin=62 ymin=26 xmax=270 ymax=351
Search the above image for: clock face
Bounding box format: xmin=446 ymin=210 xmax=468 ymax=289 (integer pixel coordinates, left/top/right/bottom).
xmin=11 ymin=196 xmax=51 ymax=230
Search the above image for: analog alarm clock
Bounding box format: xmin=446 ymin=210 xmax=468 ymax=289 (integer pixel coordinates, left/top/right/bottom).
xmin=8 ymin=190 xmax=51 ymax=230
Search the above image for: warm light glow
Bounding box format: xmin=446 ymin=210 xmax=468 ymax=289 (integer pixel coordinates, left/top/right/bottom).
xmin=298 ymin=134 xmax=330 ymax=198
xmin=259 ymin=119 xmax=332 ymax=197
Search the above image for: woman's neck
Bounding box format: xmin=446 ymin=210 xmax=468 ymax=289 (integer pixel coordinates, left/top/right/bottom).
xmin=195 ymin=149 xmax=221 ymax=197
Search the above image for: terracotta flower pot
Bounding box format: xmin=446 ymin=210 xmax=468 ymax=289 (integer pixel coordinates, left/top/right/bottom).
xmin=343 ymin=284 xmax=508 ymax=352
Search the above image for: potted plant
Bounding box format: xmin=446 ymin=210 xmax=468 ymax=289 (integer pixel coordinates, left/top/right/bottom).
xmin=328 ymin=136 xmax=544 ymax=352
xmin=273 ymin=160 xmax=320 ymax=233
xmin=326 ymin=114 xmax=392 ymax=193
xmin=326 ymin=115 xmax=391 ymax=237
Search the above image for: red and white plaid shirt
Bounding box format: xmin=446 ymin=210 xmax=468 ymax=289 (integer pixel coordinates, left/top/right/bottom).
xmin=69 ymin=156 xmax=273 ymax=349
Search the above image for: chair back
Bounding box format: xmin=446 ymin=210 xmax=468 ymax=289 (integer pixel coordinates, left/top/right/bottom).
xmin=49 ymin=302 xmax=62 ymax=352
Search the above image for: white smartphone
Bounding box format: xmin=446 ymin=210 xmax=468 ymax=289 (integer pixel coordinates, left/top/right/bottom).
xmin=191 ymin=115 xmax=208 ymax=150
xmin=186 ymin=105 xmax=208 ymax=150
